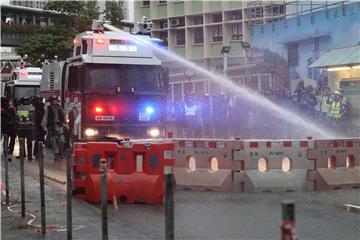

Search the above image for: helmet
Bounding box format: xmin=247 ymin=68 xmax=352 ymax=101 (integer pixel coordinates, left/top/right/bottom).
xmin=333 ymin=90 xmax=341 ymax=96
xmin=48 ymin=95 xmax=59 ymax=102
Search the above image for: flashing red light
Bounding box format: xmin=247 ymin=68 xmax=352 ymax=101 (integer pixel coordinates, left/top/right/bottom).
xmin=95 ymin=106 xmax=103 ymax=113
xmin=20 ymin=69 xmax=27 ymax=75
xmin=73 ymin=39 xmax=78 ymax=45
xmin=96 ymin=38 xmax=105 ymax=44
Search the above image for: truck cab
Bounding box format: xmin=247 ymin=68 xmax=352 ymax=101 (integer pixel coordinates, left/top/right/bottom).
xmin=41 ymin=21 xmax=169 ymax=141
xmin=4 ymin=67 xmax=42 ymax=102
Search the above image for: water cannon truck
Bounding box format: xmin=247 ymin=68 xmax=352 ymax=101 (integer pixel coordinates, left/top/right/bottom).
xmin=41 ymin=18 xmax=169 ymax=141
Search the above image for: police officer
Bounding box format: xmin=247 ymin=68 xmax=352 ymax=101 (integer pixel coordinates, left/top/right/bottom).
xmin=41 ymin=96 xmax=66 ymax=161
xmin=1 ymin=97 xmax=16 ymax=154
xmin=32 ymin=96 xmax=45 ymax=159
xmin=16 ymin=97 xmax=34 ymax=161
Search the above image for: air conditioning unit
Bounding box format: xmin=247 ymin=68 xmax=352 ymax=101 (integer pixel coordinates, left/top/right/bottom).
xmin=170 ymin=18 xmax=180 ymax=27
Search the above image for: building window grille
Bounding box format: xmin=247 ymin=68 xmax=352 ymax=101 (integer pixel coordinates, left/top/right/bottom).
xmin=194 ymin=28 xmax=203 ymax=44
xmin=212 ymin=13 xmax=222 ymax=23
xmin=230 ymin=11 xmax=242 ymax=20
xmin=231 ymin=23 xmax=243 ymax=40
xmin=176 ymin=30 xmax=185 ymax=45
xmin=193 ymin=16 xmax=203 ymax=25
xmin=159 ymin=32 xmax=168 ymax=46
xmin=212 ymin=25 xmax=222 ymax=42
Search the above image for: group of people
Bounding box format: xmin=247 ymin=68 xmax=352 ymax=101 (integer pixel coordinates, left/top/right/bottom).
xmin=292 ymin=80 xmax=348 ymax=130
xmin=1 ymin=95 xmax=67 ymax=161
xmin=170 ymin=81 xmax=349 ymax=139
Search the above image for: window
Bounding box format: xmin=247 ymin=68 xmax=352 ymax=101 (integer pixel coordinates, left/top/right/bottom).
xmin=212 ymin=13 xmax=222 ymax=23
xmin=229 ymin=11 xmax=242 ymax=20
xmin=14 ymin=86 xmax=40 ymax=99
xmin=158 ymin=0 xmax=166 ymax=3
xmin=212 ymin=26 xmax=222 ymax=42
xmin=82 ymin=40 xmax=88 ymax=54
xmin=193 ymin=16 xmax=203 ymax=25
xmin=142 ymin=1 xmax=150 ymax=6
xmin=159 ymin=20 xmax=167 ymax=29
xmin=288 ymin=43 xmax=299 ymax=67
xmin=273 ymin=5 xmax=285 ymax=15
xmin=176 ymin=30 xmax=185 ymax=45
xmin=194 ymin=28 xmax=203 ymax=44
xmin=231 ymin=23 xmax=242 ymax=40
xmin=159 ymin=32 xmax=168 ymax=46
xmin=75 ymin=46 xmax=81 ymax=56
xmin=85 ymin=64 xmax=164 ymax=92
xmin=68 ymin=66 xmax=81 ymax=91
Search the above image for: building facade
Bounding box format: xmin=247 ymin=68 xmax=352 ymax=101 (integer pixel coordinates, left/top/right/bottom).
xmin=250 ymin=2 xmax=359 ymax=91
xmin=134 ymin=1 xmax=347 ymax=101
xmin=9 ymin=0 xmax=48 ymax=9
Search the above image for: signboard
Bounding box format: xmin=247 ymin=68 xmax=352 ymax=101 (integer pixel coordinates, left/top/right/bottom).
xmin=109 ymin=45 xmax=138 ymax=52
xmin=16 ymin=105 xmax=35 ymax=133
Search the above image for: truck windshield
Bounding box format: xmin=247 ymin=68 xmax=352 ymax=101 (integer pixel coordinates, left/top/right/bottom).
xmin=85 ymin=64 xmax=164 ymax=92
xmin=15 ymin=86 xmax=40 ymax=98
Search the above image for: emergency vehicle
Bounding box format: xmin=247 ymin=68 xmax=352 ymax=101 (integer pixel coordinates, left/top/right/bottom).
xmin=4 ymin=67 xmax=42 ymax=102
xmin=41 ymin=19 xmax=169 ymax=140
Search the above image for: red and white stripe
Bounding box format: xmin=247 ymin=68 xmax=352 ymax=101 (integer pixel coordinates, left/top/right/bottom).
xmin=244 ymin=140 xmax=314 ymax=149
xmin=177 ymin=140 xmax=226 ymax=149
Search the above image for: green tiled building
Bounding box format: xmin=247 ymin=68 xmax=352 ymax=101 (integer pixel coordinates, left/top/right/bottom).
xmin=134 ymin=1 xmax=287 ymax=99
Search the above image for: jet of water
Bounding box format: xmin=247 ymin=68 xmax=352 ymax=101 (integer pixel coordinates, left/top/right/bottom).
xmin=106 ymin=24 xmax=337 ymax=139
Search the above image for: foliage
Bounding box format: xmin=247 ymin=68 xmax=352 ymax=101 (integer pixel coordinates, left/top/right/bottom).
xmin=16 ymin=0 xmax=124 ymax=65
xmin=1 ymin=22 xmax=40 ymax=34
xmin=16 ymin=1 xmax=104 ymax=66
xmin=103 ymin=1 xmax=124 ymax=28
xmin=16 ymin=25 xmax=72 ymax=66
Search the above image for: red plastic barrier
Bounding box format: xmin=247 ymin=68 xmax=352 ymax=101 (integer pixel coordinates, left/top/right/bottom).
xmin=72 ymin=141 xmax=175 ymax=204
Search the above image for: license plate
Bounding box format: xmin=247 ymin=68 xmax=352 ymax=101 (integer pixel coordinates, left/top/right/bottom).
xmin=95 ymin=116 xmax=115 ymax=121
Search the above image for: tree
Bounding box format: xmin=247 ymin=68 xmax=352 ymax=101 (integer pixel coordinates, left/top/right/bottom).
xmin=16 ymin=1 xmax=101 ymax=65
xmin=103 ymin=1 xmax=124 ymax=28
xmin=16 ymin=25 xmax=73 ymax=66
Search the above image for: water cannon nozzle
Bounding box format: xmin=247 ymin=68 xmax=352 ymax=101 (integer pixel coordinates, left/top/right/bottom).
xmin=135 ymin=16 xmax=153 ymax=35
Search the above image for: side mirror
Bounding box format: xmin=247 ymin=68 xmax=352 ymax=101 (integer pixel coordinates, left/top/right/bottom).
xmin=161 ymin=67 xmax=169 ymax=92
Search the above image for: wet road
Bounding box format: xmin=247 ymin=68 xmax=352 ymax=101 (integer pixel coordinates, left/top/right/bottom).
xmin=106 ymin=189 xmax=360 ymax=239
xmin=3 ymin=144 xmax=360 ymax=239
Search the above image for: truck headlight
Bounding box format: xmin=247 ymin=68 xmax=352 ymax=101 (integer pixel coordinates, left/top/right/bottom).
xmin=84 ymin=128 xmax=98 ymax=137
xmin=148 ymin=128 xmax=160 ymax=138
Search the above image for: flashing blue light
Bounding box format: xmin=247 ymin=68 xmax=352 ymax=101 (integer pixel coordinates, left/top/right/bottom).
xmin=146 ymin=106 xmax=155 ymax=114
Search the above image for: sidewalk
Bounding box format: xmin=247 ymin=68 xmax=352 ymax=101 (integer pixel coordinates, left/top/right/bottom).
xmin=1 ymin=156 xmax=149 ymax=240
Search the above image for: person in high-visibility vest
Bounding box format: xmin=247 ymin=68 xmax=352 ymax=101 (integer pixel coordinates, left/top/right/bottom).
xmin=320 ymin=86 xmax=331 ymax=116
xmin=328 ymin=91 xmax=346 ymax=131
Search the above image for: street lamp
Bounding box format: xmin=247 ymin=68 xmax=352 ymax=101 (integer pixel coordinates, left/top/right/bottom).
xmin=221 ymin=46 xmax=231 ymax=94
xmin=240 ymin=41 xmax=251 ymax=64
xmin=221 ymin=45 xmax=231 ymax=77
